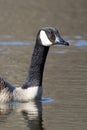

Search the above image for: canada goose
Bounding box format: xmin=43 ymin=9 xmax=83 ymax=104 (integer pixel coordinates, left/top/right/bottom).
xmin=0 ymin=27 xmax=69 ymax=102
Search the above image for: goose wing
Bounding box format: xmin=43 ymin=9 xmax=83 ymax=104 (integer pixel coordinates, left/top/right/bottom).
xmin=0 ymin=77 xmax=15 ymax=92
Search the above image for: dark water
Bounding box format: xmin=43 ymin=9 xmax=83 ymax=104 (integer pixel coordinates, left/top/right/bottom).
xmin=0 ymin=0 xmax=87 ymax=130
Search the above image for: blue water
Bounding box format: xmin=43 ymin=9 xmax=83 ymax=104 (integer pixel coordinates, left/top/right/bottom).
xmin=0 ymin=41 xmax=30 ymax=45
xmin=41 ymin=97 xmax=54 ymax=103
xmin=75 ymin=40 xmax=87 ymax=47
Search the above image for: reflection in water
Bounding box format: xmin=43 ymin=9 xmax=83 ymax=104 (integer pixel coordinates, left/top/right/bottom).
xmin=41 ymin=97 xmax=54 ymax=103
xmin=0 ymin=101 xmax=43 ymax=130
xmin=0 ymin=104 xmax=12 ymax=123
xmin=75 ymin=40 xmax=87 ymax=47
xmin=0 ymin=41 xmax=29 ymax=45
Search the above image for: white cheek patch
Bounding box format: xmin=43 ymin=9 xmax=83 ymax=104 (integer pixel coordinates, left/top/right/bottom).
xmin=40 ymin=30 xmax=52 ymax=46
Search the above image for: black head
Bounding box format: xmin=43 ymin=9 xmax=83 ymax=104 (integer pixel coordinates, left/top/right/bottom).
xmin=38 ymin=27 xmax=69 ymax=46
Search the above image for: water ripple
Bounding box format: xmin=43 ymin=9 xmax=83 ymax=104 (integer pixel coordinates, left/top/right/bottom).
xmin=75 ymin=40 xmax=87 ymax=47
xmin=0 ymin=41 xmax=30 ymax=45
xmin=41 ymin=97 xmax=54 ymax=103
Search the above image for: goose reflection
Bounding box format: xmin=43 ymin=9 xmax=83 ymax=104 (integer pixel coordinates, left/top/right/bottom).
xmin=0 ymin=101 xmax=44 ymax=130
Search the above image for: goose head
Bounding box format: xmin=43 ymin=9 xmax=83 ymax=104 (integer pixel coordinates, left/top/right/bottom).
xmin=37 ymin=27 xmax=69 ymax=46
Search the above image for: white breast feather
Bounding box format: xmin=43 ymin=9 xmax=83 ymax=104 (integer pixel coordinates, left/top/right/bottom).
xmin=13 ymin=86 xmax=42 ymax=102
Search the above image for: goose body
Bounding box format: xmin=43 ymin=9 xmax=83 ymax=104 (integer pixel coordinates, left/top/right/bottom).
xmin=0 ymin=27 xmax=69 ymax=102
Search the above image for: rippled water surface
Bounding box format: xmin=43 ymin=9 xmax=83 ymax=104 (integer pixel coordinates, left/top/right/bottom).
xmin=0 ymin=0 xmax=87 ymax=130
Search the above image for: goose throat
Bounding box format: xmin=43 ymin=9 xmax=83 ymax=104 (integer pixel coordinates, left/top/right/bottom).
xmin=23 ymin=42 xmax=49 ymax=88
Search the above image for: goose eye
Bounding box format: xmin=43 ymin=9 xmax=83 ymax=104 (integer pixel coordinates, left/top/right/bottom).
xmin=49 ymin=31 xmax=55 ymax=42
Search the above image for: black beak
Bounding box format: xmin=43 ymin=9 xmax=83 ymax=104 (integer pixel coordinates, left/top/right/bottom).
xmin=55 ymin=37 xmax=69 ymax=46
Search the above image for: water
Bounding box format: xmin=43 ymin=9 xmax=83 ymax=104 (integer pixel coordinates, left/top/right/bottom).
xmin=0 ymin=0 xmax=87 ymax=130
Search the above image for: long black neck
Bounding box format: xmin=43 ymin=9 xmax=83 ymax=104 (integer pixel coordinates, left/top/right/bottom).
xmin=22 ymin=39 xmax=49 ymax=88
